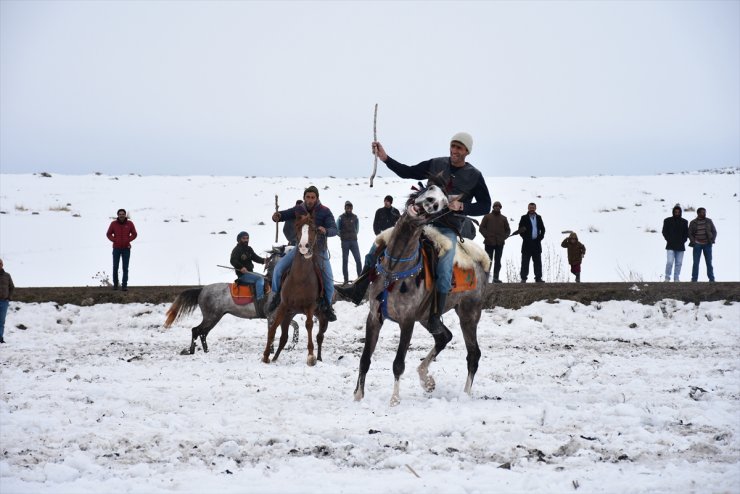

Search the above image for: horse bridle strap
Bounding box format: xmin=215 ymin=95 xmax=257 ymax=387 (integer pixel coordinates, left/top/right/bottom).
xmin=376 ymin=244 xmax=423 ymax=289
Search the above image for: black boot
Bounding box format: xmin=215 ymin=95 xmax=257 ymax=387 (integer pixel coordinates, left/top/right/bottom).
xmin=254 ymin=297 xmax=266 ymax=318
xmin=335 ymin=265 xmax=372 ymax=305
xmin=575 ymin=273 xmax=581 ymax=283
xmin=267 ymin=291 xmax=281 ymax=313
xmin=427 ymin=291 xmax=451 ymax=336
xmin=320 ymin=299 xmax=337 ymax=322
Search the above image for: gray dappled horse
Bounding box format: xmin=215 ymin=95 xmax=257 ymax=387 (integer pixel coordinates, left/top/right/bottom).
xmin=353 ymin=183 xmax=489 ymax=406
xmin=164 ymin=246 xmax=297 ymax=355
xmin=263 ymin=213 xmax=329 ymax=366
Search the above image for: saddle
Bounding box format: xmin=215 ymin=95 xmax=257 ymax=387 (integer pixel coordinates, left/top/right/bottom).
xmin=230 ymin=280 xmax=272 ymax=306
xmin=374 ymin=225 xmax=490 ymax=294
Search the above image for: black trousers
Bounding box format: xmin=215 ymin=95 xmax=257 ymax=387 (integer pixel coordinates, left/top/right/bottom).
xmin=520 ymin=249 xmax=542 ymax=282
xmin=484 ymin=244 xmax=505 ymax=279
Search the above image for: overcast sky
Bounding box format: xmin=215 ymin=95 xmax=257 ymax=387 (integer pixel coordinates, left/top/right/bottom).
xmin=1 ymin=0 xmax=738 ymax=177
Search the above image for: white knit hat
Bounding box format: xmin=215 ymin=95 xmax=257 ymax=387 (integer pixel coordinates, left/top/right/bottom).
xmin=451 ymin=132 xmax=473 ymax=154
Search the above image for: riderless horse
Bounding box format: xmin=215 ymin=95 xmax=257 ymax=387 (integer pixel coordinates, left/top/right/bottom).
xmin=263 ymin=213 xmax=330 ymax=366
xmin=164 ymin=246 xmax=298 ymax=355
xmin=352 ymin=182 xmax=489 ymax=405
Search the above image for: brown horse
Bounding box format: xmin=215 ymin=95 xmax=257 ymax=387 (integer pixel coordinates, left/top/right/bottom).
xmin=262 ymin=213 xmax=329 ymax=366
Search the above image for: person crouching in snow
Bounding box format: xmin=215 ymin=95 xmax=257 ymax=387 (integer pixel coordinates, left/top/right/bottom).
xmin=561 ymin=232 xmax=586 ymax=282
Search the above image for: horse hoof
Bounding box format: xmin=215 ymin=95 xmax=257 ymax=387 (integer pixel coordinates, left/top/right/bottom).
xmin=422 ymin=376 xmax=436 ymax=393
xmin=307 ymin=355 xmax=317 ymax=366
xmin=390 ymin=395 xmax=401 ymax=407
xmin=180 ymin=348 xmax=191 ymax=356
xmin=262 ymin=356 xmax=271 ymax=364
xmin=353 ymin=391 xmax=364 ymax=402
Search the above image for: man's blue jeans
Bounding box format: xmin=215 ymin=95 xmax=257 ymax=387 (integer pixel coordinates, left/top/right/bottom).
xmin=272 ymin=248 xmax=334 ymax=305
xmin=112 ymin=248 xmax=131 ymax=287
xmin=691 ymin=243 xmax=714 ymax=281
xmin=0 ymin=299 xmax=8 ymax=339
xmin=664 ymin=250 xmax=684 ymax=281
xmin=238 ymin=272 xmax=265 ymax=300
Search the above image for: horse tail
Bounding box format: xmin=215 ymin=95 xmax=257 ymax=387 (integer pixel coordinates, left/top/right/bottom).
xmin=164 ymin=288 xmax=203 ymax=328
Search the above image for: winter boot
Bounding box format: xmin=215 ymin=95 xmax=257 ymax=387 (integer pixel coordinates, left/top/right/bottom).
xmin=427 ymin=291 xmax=451 ymax=336
xmin=254 ymin=297 xmax=266 ymax=318
xmin=575 ymin=273 xmax=581 ymax=283
xmin=335 ymin=264 xmax=373 ymax=305
xmin=266 ymin=291 xmax=281 ymax=313
xmin=320 ymin=298 xmax=338 ymax=322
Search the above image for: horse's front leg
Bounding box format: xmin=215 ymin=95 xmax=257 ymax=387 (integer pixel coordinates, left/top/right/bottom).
xmin=263 ymin=309 xmax=285 ymax=363
xmin=390 ymin=322 xmax=415 ymax=407
xmin=305 ymin=308 xmax=316 ymax=366
xmin=417 ymin=321 xmax=453 ymax=393
xmin=354 ymin=311 xmax=382 ymax=401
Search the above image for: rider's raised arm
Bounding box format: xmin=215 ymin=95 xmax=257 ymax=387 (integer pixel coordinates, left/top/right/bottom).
xmin=384 ymin=157 xmax=433 ymax=181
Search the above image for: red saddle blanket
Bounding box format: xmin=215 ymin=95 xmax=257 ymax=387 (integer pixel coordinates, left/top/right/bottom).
xmin=230 ymin=283 xmax=254 ymax=305
xmin=421 ymin=249 xmax=477 ymax=293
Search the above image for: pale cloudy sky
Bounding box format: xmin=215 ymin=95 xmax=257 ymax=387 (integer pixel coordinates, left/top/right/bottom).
xmin=1 ymin=0 xmax=738 ymax=177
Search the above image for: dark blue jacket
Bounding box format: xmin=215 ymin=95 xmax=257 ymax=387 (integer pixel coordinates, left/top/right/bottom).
xmin=277 ymin=200 xmax=337 ymax=252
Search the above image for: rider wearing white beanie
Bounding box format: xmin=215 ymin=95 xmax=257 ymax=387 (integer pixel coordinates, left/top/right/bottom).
xmin=451 ymin=132 xmax=473 ymax=154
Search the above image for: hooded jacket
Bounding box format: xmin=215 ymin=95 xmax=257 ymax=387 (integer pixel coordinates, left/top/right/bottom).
xmin=561 ymin=233 xmax=586 ymax=264
xmin=662 ymin=206 xmax=689 ymax=251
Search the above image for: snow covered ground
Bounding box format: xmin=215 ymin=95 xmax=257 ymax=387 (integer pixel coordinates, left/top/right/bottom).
xmin=0 ymin=171 xmax=737 ymax=286
xmin=0 ymin=171 xmax=738 ymax=492
xmin=0 ymin=298 xmax=738 ymax=493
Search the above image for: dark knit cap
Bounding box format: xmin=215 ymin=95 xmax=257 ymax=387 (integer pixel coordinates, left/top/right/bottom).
xmin=237 ymin=231 xmax=249 ymax=241
xmin=304 ymin=185 xmax=319 ymax=198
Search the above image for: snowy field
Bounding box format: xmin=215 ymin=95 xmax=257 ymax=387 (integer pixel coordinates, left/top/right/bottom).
xmin=0 ymin=297 xmax=738 ymax=493
xmin=0 ymin=171 xmax=739 ymax=493
xmin=0 ymin=171 xmax=738 ymax=286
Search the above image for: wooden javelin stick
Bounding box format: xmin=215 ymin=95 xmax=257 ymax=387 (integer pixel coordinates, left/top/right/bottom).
xmin=274 ymin=195 xmax=279 ymax=243
xmin=369 ymin=103 xmax=378 ymax=187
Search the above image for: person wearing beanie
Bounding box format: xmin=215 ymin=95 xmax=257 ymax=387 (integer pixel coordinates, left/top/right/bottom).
xmin=106 ymin=208 xmax=138 ymax=291
xmin=373 ymin=195 xmax=401 ymax=235
xmin=338 ymin=132 xmax=491 ymax=340
xmin=230 ymin=231 xmax=267 ymax=312
xmin=561 ymin=232 xmax=586 ymax=282
xmin=337 ymin=201 xmax=362 ymax=285
xmin=479 ymin=201 xmax=511 ymax=283
xmin=269 ymin=185 xmax=339 ymax=321
xmin=661 ymin=204 xmax=689 ymax=281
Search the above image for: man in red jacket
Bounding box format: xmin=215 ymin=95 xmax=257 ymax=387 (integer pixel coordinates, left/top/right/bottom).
xmin=106 ymin=208 xmax=138 ymax=291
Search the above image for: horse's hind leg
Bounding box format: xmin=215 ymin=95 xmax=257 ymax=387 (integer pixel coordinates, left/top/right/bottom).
xmin=457 ymin=303 xmax=482 ymax=394
xmin=186 ymin=315 xmax=222 ymax=355
xmin=316 ymin=316 xmax=328 ymax=362
xmin=272 ymin=317 xmax=293 ymax=362
xmin=354 ymin=312 xmax=382 ymax=401
xmin=263 ymin=308 xmax=285 ymax=363
xmin=390 ymin=323 xmax=414 ymax=407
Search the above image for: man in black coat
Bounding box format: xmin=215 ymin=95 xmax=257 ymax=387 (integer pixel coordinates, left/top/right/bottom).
xmin=662 ymin=204 xmax=689 ymax=281
xmin=518 ymin=202 xmax=546 ymax=283
xmin=372 ymin=195 xmax=400 ymax=235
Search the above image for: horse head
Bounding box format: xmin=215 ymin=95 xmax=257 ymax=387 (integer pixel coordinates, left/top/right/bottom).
xmin=294 ymin=213 xmax=317 ymax=259
xmin=405 ymin=179 xmax=449 ymax=222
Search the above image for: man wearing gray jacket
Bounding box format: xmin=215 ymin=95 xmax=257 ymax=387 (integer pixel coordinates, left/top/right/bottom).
xmin=688 ymin=207 xmax=717 ymax=282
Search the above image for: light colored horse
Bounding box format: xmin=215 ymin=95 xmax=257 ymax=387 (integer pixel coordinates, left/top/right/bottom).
xmin=164 ymin=246 xmax=298 ymax=355
xmin=353 ymin=183 xmax=490 ymax=405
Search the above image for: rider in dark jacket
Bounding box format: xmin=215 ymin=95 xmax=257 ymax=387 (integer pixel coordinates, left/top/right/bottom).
xmin=268 ymin=185 xmax=338 ymax=321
